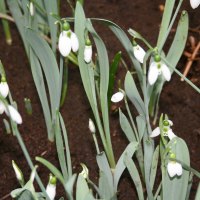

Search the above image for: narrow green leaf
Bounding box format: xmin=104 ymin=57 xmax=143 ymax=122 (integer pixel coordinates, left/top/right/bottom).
xmin=119 ymin=108 xmax=136 ymax=142
xmin=195 ymin=182 xmax=200 ymax=200
xmin=35 ymin=156 xmax=65 ymax=185
xmin=114 ymin=141 xmax=138 ymax=189
xmin=136 ymin=115 xmax=146 ymax=141
xmin=124 ymin=154 xmax=144 ymax=200
xmin=76 ymin=174 xmax=90 ymax=200
xmin=124 ymin=71 xmax=145 ymax=115
xmin=150 ymin=145 xmax=159 ymax=190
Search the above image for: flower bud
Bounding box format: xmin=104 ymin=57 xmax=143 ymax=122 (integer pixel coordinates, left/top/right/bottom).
xmin=5 ymin=105 xmax=22 ymax=124
xmin=111 ymin=91 xmax=124 ymax=103
xmin=12 ymin=160 xmax=24 ymax=187
xmin=80 ymin=163 xmax=89 ymax=179
xmin=29 ymin=2 xmax=34 ymax=16
xmin=46 ymin=174 xmax=56 ymax=200
xmin=89 ymin=118 xmax=96 ymax=133
xmin=0 ymin=81 xmax=9 ymax=98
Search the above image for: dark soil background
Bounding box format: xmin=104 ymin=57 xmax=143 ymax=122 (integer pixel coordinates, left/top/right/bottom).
xmin=0 ymin=0 xmax=200 ymax=199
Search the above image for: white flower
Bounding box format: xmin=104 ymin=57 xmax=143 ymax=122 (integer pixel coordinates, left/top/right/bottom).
xmin=0 ymin=81 xmax=9 ymax=98
xmin=29 ymin=2 xmax=34 ymax=16
xmin=80 ymin=163 xmax=89 ymax=179
xmin=150 ymin=119 xmax=176 ymax=139
xmin=111 ymin=91 xmax=124 ymax=103
xmin=58 ymin=28 xmax=79 ymax=57
xmin=167 ymin=161 xmax=183 ymax=177
xmin=84 ymin=45 xmax=92 ymax=63
xmin=46 ymin=175 xmax=56 ymax=200
xmin=58 ymin=31 xmax=72 ymax=57
xmin=148 ymin=61 xmax=171 ymax=85
xmin=89 ymin=118 xmax=96 ymax=133
xmin=5 ymin=105 xmax=22 ymax=124
xmin=133 ymin=45 xmax=146 ymax=63
xmin=12 ymin=160 xmax=24 ymax=186
xmin=190 ymin=0 xmax=200 ymax=9
xmin=70 ymin=32 xmax=79 ymax=52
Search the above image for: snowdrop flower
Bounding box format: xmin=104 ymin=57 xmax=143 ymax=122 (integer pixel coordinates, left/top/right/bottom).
xmin=148 ymin=54 xmax=171 ymax=85
xmin=190 ymin=0 xmax=200 ymax=9
xmin=0 ymin=78 xmax=9 ymax=98
xmin=84 ymin=39 xmax=92 ymax=63
xmin=167 ymin=153 xmax=183 ymax=178
xmin=111 ymin=91 xmax=124 ymax=103
xmin=132 ymin=40 xmax=146 ymax=63
xmin=5 ymin=105 xmax=22 ymax=124
xmin=58 ymin=22 xmax=79 ymax=57
xmin=80 ymin=163 xmax=89 ymax=179
xmin=89 ymin=118 xmax=96 ymax=133
xmin=46 ymin=174 xmax=57 ymax=200
xmin=150 ymin=119 xmax=176 ymax=139
xmin=0 ymin=101 xmax=6 ymax=114
xmin=29 ymin=2 xmax=34 ymax=16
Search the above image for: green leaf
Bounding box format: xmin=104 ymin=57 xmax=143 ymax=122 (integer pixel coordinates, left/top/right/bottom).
xmin=76 ymin=174 xmax=90 ymax=200
xmin=124 ymin=71 xmax=145 ymax=115
xmin=119 ymin=108 xmax=136 ymax=142
xmin=124 ymin=154 xmax=144 ymax=200
xmin=114 ymin=141 xmax=138 ymax=189
xmin=195 ymin=182 xmax=200 ymax=200
xmin=65 ymin=174 xmax=77 ymax=200
xmin=108 ymin=52 xmax=121 ymax=109
xmin=35 ymin=156 xmax=65 ymax=185
xmin=157 ymin=0 xmax=176 ymax=49
xmin=162 ymin=138 xmax=190 ymax=200
xmin=136 ymin=115 xmax=146 ymax=141
xmin=150 ymin=145 xmax=159 ymax=190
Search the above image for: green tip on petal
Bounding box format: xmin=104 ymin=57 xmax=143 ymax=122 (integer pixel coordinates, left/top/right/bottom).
xmin=1 ymin=76 xmax=6 ymax=82
xmin=170 ymin=153 xmax=176 ymax=159
xmin=132 ymin=39 xmax=137 ymax=47
xmin=163 ymin=120 xmax=169 ymax=126
xmin=154 ymin=54 xmax=161 ymax=62
xmin=49 ymin=174 xmax=57 ymax=185
xmin=62 ymin=22 xmax=70 ymax=31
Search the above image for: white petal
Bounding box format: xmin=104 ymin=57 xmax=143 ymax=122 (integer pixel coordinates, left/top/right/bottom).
xmin=88 ymin=118 xmax=95 ymax=133
xmin=168 ymin=120 xmax=173 ymax=126
xmin=111 ymin=91 xmax=124 ymax=103
xmin=175 ymin=163 xmax=183 ymax=176
xmin=29 ymin=2 xmax=34 ymax=16
xmin=84 ymin=45 xmax=92 ymax=63
xmin=46 ymin=184 xmax=56 ymax=200
xmin=133 ymin=45 xmax=146 ymax=63
xmin=167 ymin=129 xmax=177 ymax=140
xmin=71 ymin=32 xmax=79 ymax=52
xmin=190 ymin=0 xmax=200 ymax=9
xmin=0 ymin=101 xmax=5 ymax=114
xmin=148 ymin=62 xmax=159 ymax=85
xmin=167 ymin=162 xmax=177 ymax=178
xmin=12 ymin=160 xmax=23 ymax=183
xmin=58 ymin=31 xmax=72 ymax=57
xmin=6 ymin=105 xmax=22 ymax=124
xmin=0 ymin=82 xmax=9 ymax=98
xmin=150 ymin=127 xmax=160 ymax=138
xmin=161 ymin=63 xmax=171 ymax=81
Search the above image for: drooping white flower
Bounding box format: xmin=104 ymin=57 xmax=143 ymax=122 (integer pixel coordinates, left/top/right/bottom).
xmin=84 ymin=45 xmax=92 ymax=63
xmin=0 ymin=81 xmax=9 ymax=98
xmin=29 ymin=2 xmax=34 ymax=16
xmin=190 ymin=0 xmax=200 ymax=9
xmin=58 ymin=31 xmax=72 ymax=57
xmin=89 ymin=118 xmax=96 ymax=133
xmin=133 ymin=45 xmax=146 ymax=63
xmin=150 ymin=119 xmax=176 ymax=139
xmin=80 ymin=163 xmax=89 ymax=179
xmin=148 ymin=55 xmax=171 ymax=85
xmin=167 ymin=161 xmax=183 ymax=177
xmin=111 ymin=91 xmax=124 ymax=103
xmin=46 ymin=174 xmax=56 ymax=200
xmin=58 ymin=22 xmax=79 ymax=57
xmin=5 ymin=105 xmax=22 ymax=124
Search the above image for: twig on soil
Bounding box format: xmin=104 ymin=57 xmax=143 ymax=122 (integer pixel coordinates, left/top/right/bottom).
xmin=181 ymin=40 xmax=200 ymax=81
xmin=0 ymin=193 xmax=10 ymax=200
xmin=0 ymin=13 xmax=14 ymax=22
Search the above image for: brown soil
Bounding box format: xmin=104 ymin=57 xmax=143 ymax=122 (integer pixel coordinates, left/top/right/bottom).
xmin=0 ymin=0 xmax=200 ymax=199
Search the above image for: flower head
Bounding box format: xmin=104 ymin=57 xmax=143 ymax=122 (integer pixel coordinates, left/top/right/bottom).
xmin=167 ymin=154 xmax=182 ymax=177
xmin=88 ymin=118 xmax=96 ymax=133
xmin=0 ymin=80 xmax=9 ymax=98
xmin=132 ymin=40 xmax=146 ymax=63
xmin=29 ymin=2 xmax=34 ymax=16
xmin=150 ymin=119 xmax=176 ymax=140
xmin=148 ymin=55 xmax=171 ymax=85
xmin=111 ymin=91 xmax=124 ymax=103
xmin=5 ymin=105 xmax=22 ymax=124
xmin=46 ymin=174 xmax=57 ymax=200
xmin=84 ymin=39 xmax=92 ymax=63
xmin=58 ymin=22 xmax=79 ymax=57
xmin=190 ymin=0 xmax=200 ymax=9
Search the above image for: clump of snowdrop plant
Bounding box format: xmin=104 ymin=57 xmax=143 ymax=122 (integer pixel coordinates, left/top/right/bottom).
xmin=58 ymin=21 xmax=79 ymax=57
